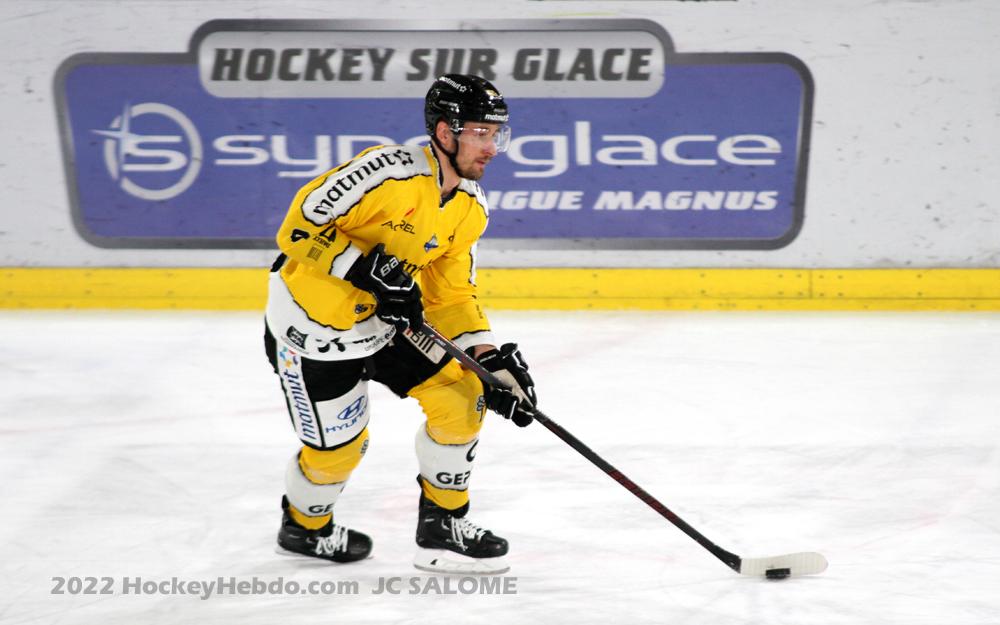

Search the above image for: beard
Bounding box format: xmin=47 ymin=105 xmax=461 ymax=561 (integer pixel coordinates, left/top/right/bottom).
xmin=455 ymin=150 xmax=489 ymax=180
xmin=456 ymin=163 xmax=484 ymax=180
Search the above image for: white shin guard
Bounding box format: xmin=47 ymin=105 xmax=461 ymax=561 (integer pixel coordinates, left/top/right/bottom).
xmin=284 ymin=452 xmax=346 ymax=518
xmin=414 ymin=426 xmax=478 ymax=493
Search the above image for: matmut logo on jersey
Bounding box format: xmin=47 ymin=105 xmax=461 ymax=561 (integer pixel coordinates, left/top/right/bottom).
xmin=55 ymin=19 xmax=812 ymax=249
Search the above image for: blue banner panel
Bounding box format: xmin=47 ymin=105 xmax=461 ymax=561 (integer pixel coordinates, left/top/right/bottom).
xmin=55 ymin=20 xmax=812 ymax=249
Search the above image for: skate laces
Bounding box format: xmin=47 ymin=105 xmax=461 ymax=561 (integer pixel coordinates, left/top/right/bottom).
xmin=449 ymin=517 xmax=487 ymax=548
xmin=314 ymin=524 xmax=350 ymax=555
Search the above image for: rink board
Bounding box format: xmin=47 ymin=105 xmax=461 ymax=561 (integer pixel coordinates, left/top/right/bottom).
xmin=3 ymin=268 xmax=1000 ymax=311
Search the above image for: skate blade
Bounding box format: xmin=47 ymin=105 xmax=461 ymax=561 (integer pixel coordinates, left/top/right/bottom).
xmin=413 ymin=548 xmax=510 ymax=575
xmin=274 ymin=545 xmax=372 ymax=563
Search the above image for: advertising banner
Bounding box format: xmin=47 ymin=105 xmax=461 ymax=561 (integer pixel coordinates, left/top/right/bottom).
xmin=56 ymin=19 xmax=813 ymax=249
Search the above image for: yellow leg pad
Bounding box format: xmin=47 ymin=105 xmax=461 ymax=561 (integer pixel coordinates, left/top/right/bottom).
xmin=289 ymin=505 xmax=331 ymax=530
xmin=421 ymin=478 xmax=470 ymax=511
xmin=409 ymin=362 xmax=486 ymax=445
xmin=299 ymin=429 xmax=370 ymax=485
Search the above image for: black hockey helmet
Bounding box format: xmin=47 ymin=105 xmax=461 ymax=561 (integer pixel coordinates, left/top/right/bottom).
xmin=424 ymin=74 xmax=510 ymax=136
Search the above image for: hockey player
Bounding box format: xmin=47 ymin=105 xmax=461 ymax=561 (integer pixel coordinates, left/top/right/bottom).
xmin=263 ymin=74 xmax=537 ymax=574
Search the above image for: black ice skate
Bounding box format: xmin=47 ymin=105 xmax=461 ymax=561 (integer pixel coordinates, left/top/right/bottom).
xmin=414 ymin=494 xmax=510 ymax=574
xmin=276 ymin=496 xmax=372 ymax=563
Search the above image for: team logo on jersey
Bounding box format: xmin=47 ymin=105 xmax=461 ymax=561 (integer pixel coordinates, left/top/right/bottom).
xmin=423 ymin=235 xmax=439 ymax=253
xmin=92 ymin=102 xmax=202 ymax=201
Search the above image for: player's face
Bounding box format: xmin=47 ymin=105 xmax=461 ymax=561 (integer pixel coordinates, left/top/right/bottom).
xmin=453 ymin=123 xmax=509 ymax=180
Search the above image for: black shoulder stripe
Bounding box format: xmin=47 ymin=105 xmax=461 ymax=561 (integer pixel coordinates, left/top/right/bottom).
xmin=451 ymin=329 xmax=490 ymax=344
xmin=453 ymin=187 xmax=490 ymax=221
xmin=286 ymin=286 xmax=356 ymax=333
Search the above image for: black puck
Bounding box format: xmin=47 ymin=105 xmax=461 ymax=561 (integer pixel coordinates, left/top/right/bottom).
xmin=765 ymin=568 xmax=791 ymax=580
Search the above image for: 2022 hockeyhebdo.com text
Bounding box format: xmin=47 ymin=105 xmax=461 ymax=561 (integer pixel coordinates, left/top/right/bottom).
xmin=49 ymin=575 xmax=519 ymax=599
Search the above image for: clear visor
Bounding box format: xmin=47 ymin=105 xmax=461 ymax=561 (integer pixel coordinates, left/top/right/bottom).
xmin=454 ymin=124 xmax=512 ymax=153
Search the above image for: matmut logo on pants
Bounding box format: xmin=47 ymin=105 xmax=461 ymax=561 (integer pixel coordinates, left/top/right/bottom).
xmin=278 ymin=346 xmax=320 ymax=446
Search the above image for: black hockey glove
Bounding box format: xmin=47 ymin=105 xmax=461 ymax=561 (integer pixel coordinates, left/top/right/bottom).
xmin=475 ymin=343 xmax=537 ymax=427
xmin=345 ymin=243 xmax=423 ymax=332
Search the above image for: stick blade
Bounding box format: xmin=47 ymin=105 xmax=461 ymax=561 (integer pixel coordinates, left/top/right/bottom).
xmin=739 ymin=552 xmax=828 ymax=578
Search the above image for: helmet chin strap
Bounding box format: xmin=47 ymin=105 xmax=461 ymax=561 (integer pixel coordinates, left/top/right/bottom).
xmin=431 ymin=132 xmax=462 ymax=178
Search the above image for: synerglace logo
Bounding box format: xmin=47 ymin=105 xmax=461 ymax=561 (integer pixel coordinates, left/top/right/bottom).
xmin=92 ymin=102 xmax=202 ymax=201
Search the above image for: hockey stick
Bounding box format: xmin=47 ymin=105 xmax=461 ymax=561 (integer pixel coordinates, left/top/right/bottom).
xmin=415 ymin=323 xmax=828 ymax=579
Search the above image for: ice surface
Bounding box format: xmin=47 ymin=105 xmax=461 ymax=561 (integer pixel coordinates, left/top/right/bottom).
xmin=2 ymin=310 xmax=999 ymax=624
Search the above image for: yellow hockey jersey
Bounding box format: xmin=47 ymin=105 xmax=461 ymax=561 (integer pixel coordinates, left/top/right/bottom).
xmin=265 ymin=144 xmax=494 ymax=361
